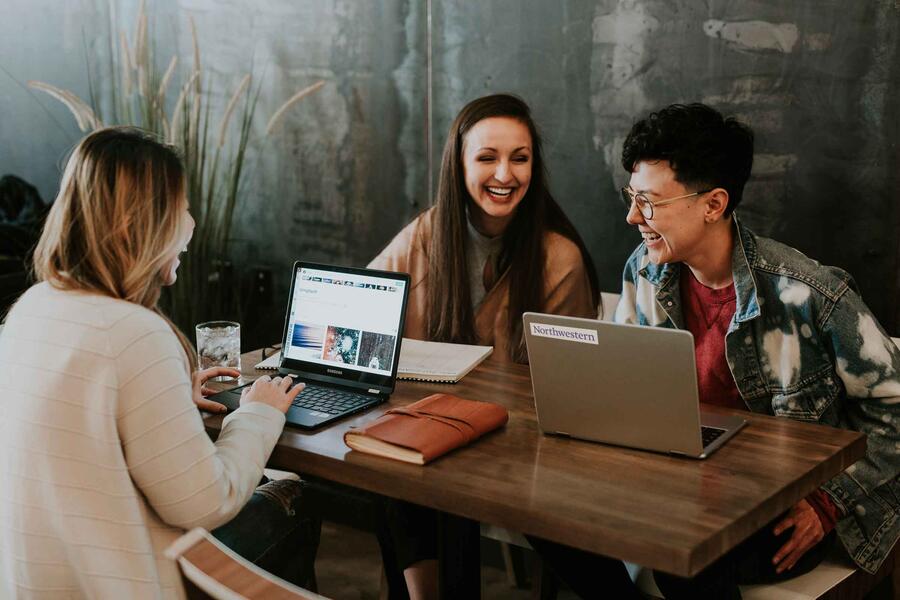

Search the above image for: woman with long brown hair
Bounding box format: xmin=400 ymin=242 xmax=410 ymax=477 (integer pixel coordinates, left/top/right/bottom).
xmin=0 ymin=127 xmax=318 ymax=598
xmin=370 ymin=93 xmax=598 ymax=364
xmin=370 ymin=94 xmax=599 ymax=598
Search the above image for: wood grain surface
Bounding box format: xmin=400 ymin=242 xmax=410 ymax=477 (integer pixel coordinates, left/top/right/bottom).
xmin=204 ymin=349 xmax=866 ymax=577
xmin=178 ymin=531 xmax=324 ymax=599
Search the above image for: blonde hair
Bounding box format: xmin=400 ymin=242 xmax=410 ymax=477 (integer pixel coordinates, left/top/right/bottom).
xmin=33 ymin=127 xmax=198 ymax=371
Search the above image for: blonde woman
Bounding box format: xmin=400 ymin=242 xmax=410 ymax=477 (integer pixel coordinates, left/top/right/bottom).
xmin=0 ymin=128 xmax=318 ymax=598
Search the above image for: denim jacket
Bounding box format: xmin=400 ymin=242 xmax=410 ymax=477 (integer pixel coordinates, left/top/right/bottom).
xmin=614 ymin=217 xmax=900 ymax=573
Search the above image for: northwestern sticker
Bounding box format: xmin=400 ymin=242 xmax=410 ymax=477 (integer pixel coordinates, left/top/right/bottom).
xmin=530 ymin=323 xmax=599 ymax=345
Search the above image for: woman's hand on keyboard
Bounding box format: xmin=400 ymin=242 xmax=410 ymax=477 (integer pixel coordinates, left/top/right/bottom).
xmin=241 ymin=375 xmax=305 ymax=414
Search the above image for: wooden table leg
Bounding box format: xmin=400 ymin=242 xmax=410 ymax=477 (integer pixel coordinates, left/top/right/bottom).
xmin=438 ymin=512 xmax=480 ymax=599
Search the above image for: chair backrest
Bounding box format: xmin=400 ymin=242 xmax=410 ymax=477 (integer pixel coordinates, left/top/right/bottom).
xmin=599 ymin=292 xmax=621 ymax=322
xmin=165 ymin=528 xmax=328 ymax=600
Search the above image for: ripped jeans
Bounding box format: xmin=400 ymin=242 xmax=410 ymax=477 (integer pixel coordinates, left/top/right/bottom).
xmin=211 ymin=478 xmax=321 ymax=589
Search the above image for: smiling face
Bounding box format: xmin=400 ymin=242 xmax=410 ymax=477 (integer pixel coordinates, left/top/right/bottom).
xmin=462 ymin=116 xmax=532 ymax=237
xmin=625 ymin=160 xmax=709 ymax=265
xmin=160 ymin=201 xmax=195 ymax=286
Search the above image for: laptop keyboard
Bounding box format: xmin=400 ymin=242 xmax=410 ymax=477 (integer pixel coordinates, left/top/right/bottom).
xmin=701 ymin=426 xmax=726 ymax=448
xmin=291 ymin=382 xmax=373 ymax=415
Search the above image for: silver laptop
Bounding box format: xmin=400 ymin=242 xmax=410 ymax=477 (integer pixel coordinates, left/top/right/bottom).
xmin=523 ymin=313 xmax=746 ymax=459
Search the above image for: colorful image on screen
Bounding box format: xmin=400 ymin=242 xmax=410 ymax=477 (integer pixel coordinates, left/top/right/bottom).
xmin=322 ymin=326 xmax=361 ymax=365
xmin=357 ymin=332 xmax=397 ymax=372
xmin=290 ymin=323 xmax=326 ymax=360
xmin=283 ymin=267 xmax=405 ymax=375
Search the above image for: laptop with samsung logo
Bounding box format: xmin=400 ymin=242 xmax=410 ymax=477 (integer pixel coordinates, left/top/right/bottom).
xmin=523 ymin=313 xmax=746 ymax=459
xmin=210 ymin=262 xmax=410 ymax=429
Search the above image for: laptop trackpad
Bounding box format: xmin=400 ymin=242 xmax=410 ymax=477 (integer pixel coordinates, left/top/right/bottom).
xmin=208 ymin=388 xmax=242 ymax=412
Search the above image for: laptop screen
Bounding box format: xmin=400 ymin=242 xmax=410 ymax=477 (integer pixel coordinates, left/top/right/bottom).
xmin=280 ymin=263 xmax=409 ymax=390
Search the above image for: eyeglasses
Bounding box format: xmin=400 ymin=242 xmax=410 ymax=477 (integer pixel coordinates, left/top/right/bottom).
xmin=620 ymin=187 xmax=712 ymax=220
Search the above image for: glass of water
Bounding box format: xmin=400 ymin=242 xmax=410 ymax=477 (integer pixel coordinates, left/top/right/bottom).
xmin=196 ymin=321 xmax=241 ymax=379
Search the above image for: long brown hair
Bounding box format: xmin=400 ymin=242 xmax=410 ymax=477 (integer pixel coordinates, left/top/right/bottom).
xmin=33 ymin=127 xmax=197 ymax=371
xmin=426 ymin=94 xmax=599 ymax=362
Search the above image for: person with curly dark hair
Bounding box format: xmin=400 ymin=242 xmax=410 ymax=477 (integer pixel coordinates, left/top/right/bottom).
xmin=529 ymin=103 xmax=900 ymax=599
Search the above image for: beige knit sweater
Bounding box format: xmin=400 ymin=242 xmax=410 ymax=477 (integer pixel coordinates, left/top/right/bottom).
xmin=0 ymin=283 xmax=286 ymax=599
xmin=368 ymin=208 xmax=597 ymax=363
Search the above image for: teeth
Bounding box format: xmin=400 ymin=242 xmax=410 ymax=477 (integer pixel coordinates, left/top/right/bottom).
xmin=487 ymin=186 xmax=512 ymax=196
xmin=642 ymin=232 xmax=661 ymax=241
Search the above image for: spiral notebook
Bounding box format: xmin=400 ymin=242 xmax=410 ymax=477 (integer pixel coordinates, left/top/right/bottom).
xmin=255 ymin=338 xmax=493 ymax=383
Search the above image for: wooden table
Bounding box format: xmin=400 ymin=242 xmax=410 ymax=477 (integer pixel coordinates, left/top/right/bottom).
xmin=205 ymin=349 xmax=865 ymax=595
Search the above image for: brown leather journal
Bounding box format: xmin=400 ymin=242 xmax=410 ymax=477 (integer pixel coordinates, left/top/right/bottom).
xmin=343 ymin=393 xmax=509 ymax=464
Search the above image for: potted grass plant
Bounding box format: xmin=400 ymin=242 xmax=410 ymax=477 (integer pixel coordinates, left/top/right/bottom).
xmin=28 ymin=4 xmax=323 ymax=332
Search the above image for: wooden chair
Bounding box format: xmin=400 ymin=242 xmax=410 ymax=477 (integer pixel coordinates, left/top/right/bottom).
xmin=482 ymin=289 xmax=617 ymax=594
xmin=599 ymin=292 xmax=621 ymax=322
xmin=165 ymin=528 xmax=329 ymax=600
xmin=632 ymin=542 xmax=900 ymax=599
xmin=263 ymin=468 xmax=300 ymax=482
xmin=481 ymin=523 xmax=534 ymax=589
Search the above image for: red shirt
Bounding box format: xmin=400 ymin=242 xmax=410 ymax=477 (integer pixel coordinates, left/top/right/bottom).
xmin=680 ymin=268 xmax=744 ymax=411
xmin=679 ymin=267 xmax=841 ymax=532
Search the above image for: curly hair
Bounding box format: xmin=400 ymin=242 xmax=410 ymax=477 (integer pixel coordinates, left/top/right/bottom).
xmin=621 ymin=103 xmax=754 ymax=216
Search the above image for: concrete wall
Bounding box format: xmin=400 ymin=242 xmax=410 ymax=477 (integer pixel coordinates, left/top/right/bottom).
xmin=2 ymin=0 xmax=899 ymax=336
xmin=432 ymin=0 xmax=900 ymax=332
xmin=173 ymin=0 xmax=426 ymax=264
xmin=172 ymin=0 xmax=426 ymax=338
xmin=0 ymin=0 xmax=110 ymax=203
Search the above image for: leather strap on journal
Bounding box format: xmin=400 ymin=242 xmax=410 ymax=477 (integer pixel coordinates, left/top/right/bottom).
xmin=384 ymin=406 xmax=478 ymax=444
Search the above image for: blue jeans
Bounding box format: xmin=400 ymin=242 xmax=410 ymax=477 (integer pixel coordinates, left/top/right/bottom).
xmin=211 ymin=478 xmax=321 ymax=589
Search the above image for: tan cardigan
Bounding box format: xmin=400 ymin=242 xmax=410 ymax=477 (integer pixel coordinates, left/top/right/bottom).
xmin=369 ymin=208 xmax=597 ymax=362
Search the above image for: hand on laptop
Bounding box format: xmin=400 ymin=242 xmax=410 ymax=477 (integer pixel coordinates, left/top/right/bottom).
xmin=241 ymin=375 xmax=306 ymax=414
xmin=192 ymin=367 xmax=242 ymax=413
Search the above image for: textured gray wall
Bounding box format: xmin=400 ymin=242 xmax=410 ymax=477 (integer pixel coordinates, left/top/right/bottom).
xmin=2 ymin=0 xmax=899 ymax=338
xmin=432 ymin=0 xmax=900 ymax=332
xmin=172 ymin=0 xmax=426 ymax=296
xmin=0 ymin=0 xmax=109 ymax=203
